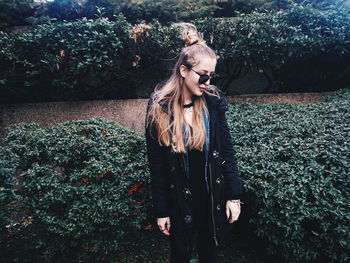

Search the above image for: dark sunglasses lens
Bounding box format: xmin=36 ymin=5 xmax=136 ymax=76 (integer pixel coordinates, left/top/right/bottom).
xmin=199 ymin=75 xmax=210 ymax=84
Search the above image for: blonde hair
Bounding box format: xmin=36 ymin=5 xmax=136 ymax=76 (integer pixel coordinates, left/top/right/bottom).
xmin=146 ymin=22 xmax=220 ymax=153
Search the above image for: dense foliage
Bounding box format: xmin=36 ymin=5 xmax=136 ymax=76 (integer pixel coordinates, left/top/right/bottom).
xmin=234 ymin=0 xmax=350 ymax=13
xmin=0 ymin=147 xmax=19 ymax=234
xmin=209 ymin=4 xmax=350 ymax=92
xmin=1 ymin=88 xmax=349 ymax=262
xmin=0 ymin=14 xmax=133 ymax=103
xmin=2 ymin=118 xmax=150 ymax=262
xmin=0 ymin=0 xmax=35 ymax=29
xmin=6 ymin=0 xmax=348 ymax=27
xmin=36 ymin=0 xmax=220 ymax=25
xmin=1 ymin=5 xmax=349 ymax=104
xmin=230 ymin=88 xmax=350 ymax=262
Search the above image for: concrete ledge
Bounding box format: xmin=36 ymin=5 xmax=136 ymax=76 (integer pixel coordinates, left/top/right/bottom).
xmin=228 ymin=92 xmax=332 ymax=105
xmin=0 ymin=92 xmax=332 ymax=141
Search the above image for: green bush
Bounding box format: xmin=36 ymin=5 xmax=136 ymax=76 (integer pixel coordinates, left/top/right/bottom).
xmin=1 ymin=5 xmax=350 ymax=103
xmin=0 ymin=15 xmax=133 ymax=103
xmin=0 ymin=147 xmax=19 ymax=234
xmin=39 ymin=0 xmax=220 ymax=24
xmin=194 ymin=4 xmax=350 ymax=91
xmin=26 ymin=0 xmax=350 ymax=26
xmin=230 ymin=88 xmax=350 ymax=262
xmin=2 ymin=118 xmax=151 ymax=262
xmin=203 ymin=5 xmax=350 ymax=66
xmin=0 ymin=0 xmax=35 ymax=29
xmin=1 ymin=90 xmax=349 ymax=262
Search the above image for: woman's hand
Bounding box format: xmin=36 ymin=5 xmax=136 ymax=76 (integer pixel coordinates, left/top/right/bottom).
xmin=157 ymin=217 xmax=171 ymax=235
xmin=226 ymin=200 xmax=241 ymax=223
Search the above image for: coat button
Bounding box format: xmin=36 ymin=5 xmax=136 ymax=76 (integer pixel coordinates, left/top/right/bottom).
xmin=183 ymin=188 xmax=192 ymax=196
xmin=216 ymin=204 xmax=221 ymax=211
xmin=216 ymin=176 xmax=223 ymax=184
xmin=213 ymin=150 xmax=219 ymax=158
xmin=184 ymin=215 xmax=192 ymax=224
xmin=170 ymin=166 xmax=175 ymax=172
xmin=170 ymin=184 xmax=175 ymax=189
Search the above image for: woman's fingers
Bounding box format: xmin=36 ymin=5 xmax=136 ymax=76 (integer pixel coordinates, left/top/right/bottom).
xmin=228 ymin=207 xmax=234 ymax=223
xmin=162 ymin=226 xmax=170 ymax=235
xmin=162 ymin=220 xmax=170 ymax=235
xmin=165 ymin=218 xmax=171 ymax=234
xmin=226 ymin=202 xmax=241 ymax=223
xmin=226 ymin=205 xmax=230 ymax=219
xmin=157 ymin=217 xmax=171 ymax=235
xmin=229 ymin=210 xmax=238 ymax=223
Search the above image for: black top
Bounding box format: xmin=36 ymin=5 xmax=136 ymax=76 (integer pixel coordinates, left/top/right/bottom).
xmin=188 ymin=126 xmax=209 ymax=227
xmin=145 ymin=91 xmax=243 ymax=219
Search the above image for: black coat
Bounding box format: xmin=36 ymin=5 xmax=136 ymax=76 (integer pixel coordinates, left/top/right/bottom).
xmin=145 ymin=90 xmax=244 ymax=251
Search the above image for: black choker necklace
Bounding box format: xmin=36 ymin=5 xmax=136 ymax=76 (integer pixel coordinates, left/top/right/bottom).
xmin=183 ymin=101 xmax=194 ymax=108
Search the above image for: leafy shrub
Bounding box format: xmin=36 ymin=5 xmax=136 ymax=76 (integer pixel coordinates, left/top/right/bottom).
xmin=25 ymin=0 xmax=350 ymax=26
xmin=3 ymin=118 xmax=151 ymax=262
xmin=0 ymin=147 xmax=19 ymax=234
xmin=229 ymin=88 xmax=350 ymax=262
xmin=0 ymin=0 xmax=35 ymax=29
xmin=195 ymin=4 xmax=350 ymax=91
xmin=1 ymin=5 xmax=350 ymax=103
xmin=1 ymin=89 xmax=349 ymax=262
xmin=0 ymin=15 xmax=132 ymax=103
xmin=36 ymin=0 xmax=220 ymax=25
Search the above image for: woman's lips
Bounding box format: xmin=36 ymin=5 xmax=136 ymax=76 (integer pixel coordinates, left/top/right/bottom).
xmin=199 ymin=87 xmax=206 ymax=92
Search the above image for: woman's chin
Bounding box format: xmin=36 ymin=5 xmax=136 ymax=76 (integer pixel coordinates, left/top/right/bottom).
xmin=193 ymin=93 xmax=203 ymax=97
xmin=194 ymin=89 xmax=205 ymax=96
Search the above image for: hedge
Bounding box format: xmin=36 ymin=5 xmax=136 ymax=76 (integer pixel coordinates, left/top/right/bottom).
xmin=0 ymin=147 xmax=19 ymax=234
xmin=1 ymin=4 xmax=350 ymax=103
xmin=1 ymin=88 xmax=349 ymax=262
xmin=2 ymin=119 xmax=151 ymax=262
xmin=230 ymin=88 xmax=350 ymax=262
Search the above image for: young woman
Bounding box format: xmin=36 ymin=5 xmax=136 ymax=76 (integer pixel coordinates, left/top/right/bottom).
xmin=145 ymin=23 xmax=244 ymax=263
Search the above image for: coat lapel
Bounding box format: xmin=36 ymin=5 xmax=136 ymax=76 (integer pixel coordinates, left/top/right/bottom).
xmin=203 ymin=91 xmax=218 ymax=153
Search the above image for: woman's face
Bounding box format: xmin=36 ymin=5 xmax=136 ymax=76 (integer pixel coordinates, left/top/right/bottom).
xmin=180 ymin=56 xmax=217 ymax=99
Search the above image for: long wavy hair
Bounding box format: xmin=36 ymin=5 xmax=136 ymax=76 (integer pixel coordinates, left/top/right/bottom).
xmin=146 ymin=22 xmax=220 ymax=153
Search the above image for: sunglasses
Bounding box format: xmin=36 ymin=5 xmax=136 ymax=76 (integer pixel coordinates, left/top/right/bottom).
xmin=186 ymin=66 xmax=220 ymax=84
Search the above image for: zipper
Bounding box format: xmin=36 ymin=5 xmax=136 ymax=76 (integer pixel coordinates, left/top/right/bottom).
xmin=207 ymin=106 xmax=218 ymax=246
xmin=209 ymin=162 xmax=219 ymax=246
xmin=204 ymin=155 xmax=209 ymax=193
xmin=181 ymin=153 xmax=191 ymax=252
xmin=182 ymin=152 xmax=188 ymax=181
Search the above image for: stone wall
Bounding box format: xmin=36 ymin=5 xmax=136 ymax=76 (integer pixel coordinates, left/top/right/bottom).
xmin=0 ymin=92 xmax=331 ymax=142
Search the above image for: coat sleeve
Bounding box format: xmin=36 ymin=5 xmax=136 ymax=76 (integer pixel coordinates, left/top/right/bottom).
xmin=145 ymin=96 xmax=171 ymax=218
xmin=217 ymin=93 xmax=244 ymax=201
